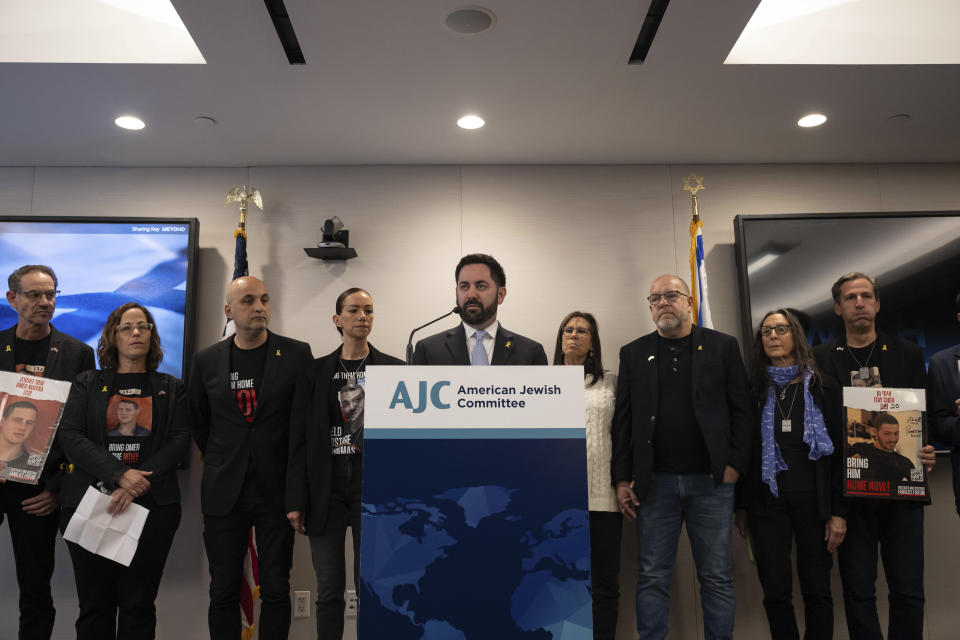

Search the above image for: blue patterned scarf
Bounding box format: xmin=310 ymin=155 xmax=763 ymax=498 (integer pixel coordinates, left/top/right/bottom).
xmin=761 ymin=364 xmax=833 ymax=497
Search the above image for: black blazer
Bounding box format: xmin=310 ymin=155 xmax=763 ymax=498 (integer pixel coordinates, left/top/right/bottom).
xmin=611 ymin=325 xmax=753 ymax=501
xmin=286 ymin=343 xmax=404 ymax=534
xmin=188 ymin=331 xmax=312 ymax=517
xmin=735 ymin=375 xmax=846 ymax=521
xmin=58 ymin=369 xmax=191 ymax=509
xmin=928 ymin=344 xmax=960 ymax=515
xmin=412 ymin=323 xmax=547 ymax=365
xmin=813 ymin=332 xmax=930 ymax=505
xmin=0 ymin=324 xmax=96 ymax=492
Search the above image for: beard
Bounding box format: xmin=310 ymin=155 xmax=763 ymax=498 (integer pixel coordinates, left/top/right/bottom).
xmin=460 ymin=297 xmax=498 ymax=327
xmin=654 ymin=311 xmax=683 ymax=332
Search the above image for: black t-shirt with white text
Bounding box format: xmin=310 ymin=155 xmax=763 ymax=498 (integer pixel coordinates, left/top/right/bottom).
xmin=330 ymin=357 xmax=366 ymax=455
xmin=230 ymin=341 xmax=268 ymax=423
xmin=14 ymin=335 xmax=51 ymax=377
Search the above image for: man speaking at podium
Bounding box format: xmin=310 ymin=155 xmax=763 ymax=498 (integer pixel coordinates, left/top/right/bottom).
xmin=412 ymin=253 xmax=547 ymax=366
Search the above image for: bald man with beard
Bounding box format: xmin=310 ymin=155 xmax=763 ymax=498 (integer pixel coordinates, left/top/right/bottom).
xmin=188 ymin=276 xmax=313 ymax=640
xmin=611 ymin=274 xmax=752 ymax=640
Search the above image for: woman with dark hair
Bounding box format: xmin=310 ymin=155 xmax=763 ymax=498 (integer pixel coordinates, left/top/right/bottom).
xmin=553 ymin=311 xmax=620 ymax=640
xmin=287 ymin=287 xmax=403 ymax=640
xmin=735 ymin=309 xmax=846 ymax=640
xmin=58 ymin=302 xmax=190 ymax=639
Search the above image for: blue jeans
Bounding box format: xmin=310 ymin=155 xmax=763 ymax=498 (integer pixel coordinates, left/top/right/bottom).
xmin=634 ymin=473 xmax=735 ymax=640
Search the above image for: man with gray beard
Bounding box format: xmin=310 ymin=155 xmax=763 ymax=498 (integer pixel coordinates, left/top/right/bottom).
xmin=612 ymin=274 xmax=752 ymax=640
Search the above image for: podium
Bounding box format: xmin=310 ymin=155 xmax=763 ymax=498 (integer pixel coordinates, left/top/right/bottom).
xmin=359 ymin=366 xmax=592 ymax=639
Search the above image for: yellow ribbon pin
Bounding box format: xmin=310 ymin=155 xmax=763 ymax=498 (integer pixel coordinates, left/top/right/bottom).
xmin=505 ymin=341 xmax=512 ymax=349
xmin=101 ymin=386 xmax=108 ymax=392
xmin=881 ymin=344 xmax=888 ymax=351
xmin=697 ymin=345 xmax=703 ymax=351
xmin=275 ymin=349 xmax=282 ymax=357
xmin=4 ymin=345 xmax=10 ymax=352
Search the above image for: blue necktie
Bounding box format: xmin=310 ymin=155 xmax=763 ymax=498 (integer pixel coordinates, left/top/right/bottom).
xmin=472 ymin=329 xmax=489 ymax=366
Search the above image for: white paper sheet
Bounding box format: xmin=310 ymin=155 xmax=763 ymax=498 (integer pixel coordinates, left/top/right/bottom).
xmin=63 ymin=485 xmax=149 ymax=566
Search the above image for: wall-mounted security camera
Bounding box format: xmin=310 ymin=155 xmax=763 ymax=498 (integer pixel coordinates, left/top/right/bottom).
xmin=304 ymin=216 xmax=358 ymax=261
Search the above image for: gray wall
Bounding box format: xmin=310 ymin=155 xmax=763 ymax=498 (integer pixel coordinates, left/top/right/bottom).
xmin=1 ymin=163 xmax=958 ymax=639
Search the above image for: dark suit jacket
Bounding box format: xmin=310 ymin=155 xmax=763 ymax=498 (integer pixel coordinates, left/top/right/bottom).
xmin=928 ymin=344 xmax=960 ymax=515
xmin=0 ymin=324 xmax=96 ymax=492
xmin=813 ymin=332 xmax=930 ymax=505
xmin=59 ymin=369 xmax=191 ymax=509
xmin=611 ymin=325 xmax=753 ymax=501
xmin=286 ymin=343 xmax=404 ymax=534
xmin=735 ymin=375 xmax=847 ymax=521
xmin=411 ymin=323 xmax=547 ymax=365
xmin=188 ymin=331 xmax=312 ymax=517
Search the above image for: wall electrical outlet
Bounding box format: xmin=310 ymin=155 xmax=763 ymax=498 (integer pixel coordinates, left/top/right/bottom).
xmin=294 ymin=590 xmax=311 ymax=618
xmin=346 ymin=589 xmax=359 ymax=617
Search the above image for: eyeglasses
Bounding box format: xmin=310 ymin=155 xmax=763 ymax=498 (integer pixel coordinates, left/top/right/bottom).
xmin=760 ymin=324 xmax=790 ymax=337
xmin=647 ymin=291 xmax=686 ymax=305
xmin=562 ymin=327 xmax=592 ymax=336
xmin=17 ymin=289 xmax=60 ymax=301
xmin=116 ymin=322 xmax=153 ymax=334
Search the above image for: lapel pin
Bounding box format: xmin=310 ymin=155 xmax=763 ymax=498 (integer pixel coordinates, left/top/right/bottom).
xmin=836 ymin=346 xmax=844 ymax=351
xmin=697 ymin=345 xmax=703 ymax=351
xmin=101 ymin=385 xmax=108 ymax=393
xmin=50 ymin=346 xmax=58 ymax=352
xmin=4 ymin=345 xmax=10 ymax=352
xmin=275 ymin=349 xmax=282 ymax=357
xmin=158 ymin=390 xmax=167 ymax=396
xmin=881 ymin=344 xmax=888 ymax=351
xmin=505 ymin=341 xmax=512 ymax=349
xmin=648 ymin=355 xmax=655 ymax=361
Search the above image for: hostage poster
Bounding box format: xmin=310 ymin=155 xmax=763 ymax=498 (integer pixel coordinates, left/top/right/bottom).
xmin=0 ymin=370 xmax=72 ymax=484
xmin=842 ymin=386 xmax=928 ymax=501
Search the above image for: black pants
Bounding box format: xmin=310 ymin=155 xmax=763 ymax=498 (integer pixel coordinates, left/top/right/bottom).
xmin=838 ymin=499 xmax=924 ymax=640
xmin=589 ymin=510 xmax=622 ymax=640
xmin=748 ymin=491 xmax=833 ymax=640
xmin=60 ymin=500 xmax=181 ymax=640
xmin=309 ymin=454 xmax=362 ymax=640
xmin=1 ymin=481 xmax=60 ymax=640
xmin=204 ymin=490 xmax=295 ymax=640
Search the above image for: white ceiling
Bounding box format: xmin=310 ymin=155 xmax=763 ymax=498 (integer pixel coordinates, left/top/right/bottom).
xmin=0 ymin=0 xmax=958 ymax=167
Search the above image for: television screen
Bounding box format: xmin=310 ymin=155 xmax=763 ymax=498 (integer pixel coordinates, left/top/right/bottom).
xmin=0 ymin=217 xmax=199 ymax=379
xmin=734 ymin=212 xmax=960 ymax=362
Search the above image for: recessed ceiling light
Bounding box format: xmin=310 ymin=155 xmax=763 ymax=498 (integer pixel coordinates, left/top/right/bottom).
xmin=445 ymin=7 xmax=496 ymax=34
xmin=797 ymin=113 xmax=827 ymax=128
xmin=115 ymin=115 xmax=145 ymax=130
xmin=457 ymin=115 xmax=485 ymax=130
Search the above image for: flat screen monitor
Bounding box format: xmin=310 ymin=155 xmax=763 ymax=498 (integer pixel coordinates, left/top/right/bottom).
xmin=734 ymin=211 xmax=960 ymax=362
xmin=0 ymin=217 xmax=200 ymax=379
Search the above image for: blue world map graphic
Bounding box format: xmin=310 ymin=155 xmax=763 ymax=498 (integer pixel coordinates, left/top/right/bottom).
xmin=360 ymin=438 xmax=593 ymax=640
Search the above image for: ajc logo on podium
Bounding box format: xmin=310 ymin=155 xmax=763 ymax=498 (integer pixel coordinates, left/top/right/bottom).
xmin=388 ymin=380 xmax=451 ymax=413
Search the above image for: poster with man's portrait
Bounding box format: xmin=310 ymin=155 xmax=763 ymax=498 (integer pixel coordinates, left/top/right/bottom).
xmin=842 ymin=386 xmax=928 ymax=501
xmin=0 ymin=371 xmax=72 ymax=484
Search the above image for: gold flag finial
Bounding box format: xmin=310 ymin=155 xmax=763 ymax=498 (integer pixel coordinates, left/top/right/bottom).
xmin=682 ymin=173 xmax=705 ymax=222
xmin=225 ymin=186 xmax=263 ymax=231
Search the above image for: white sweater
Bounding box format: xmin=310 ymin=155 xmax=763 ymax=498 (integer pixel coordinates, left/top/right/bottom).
xmin=584 ymin=373 xmax=618 ymax=512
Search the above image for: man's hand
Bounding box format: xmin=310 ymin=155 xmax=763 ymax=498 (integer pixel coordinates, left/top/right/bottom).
xmin=824 ymin=516 xmax=846 ymax=552
xmin=21 ymin=489 xmax=59 ymax=516
xmin=287 ymin=510 xmax=306 ymax=535
xmin=108 ymin=488 xmax=134 ymax=515
xmin=918 ymin=445 xmax=936 ymax=473
xmin=117 ymin=468 xmax=152 ymax=496
xmin=722 ymin=465 xmax=739 ymax=484
xmin=616 ymin=481 xmax=639 ymax=521
xmin=734 ymin=509 xmax=748 ymax=539
xmin=954 ymin=397 xmax=960 ymax=415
